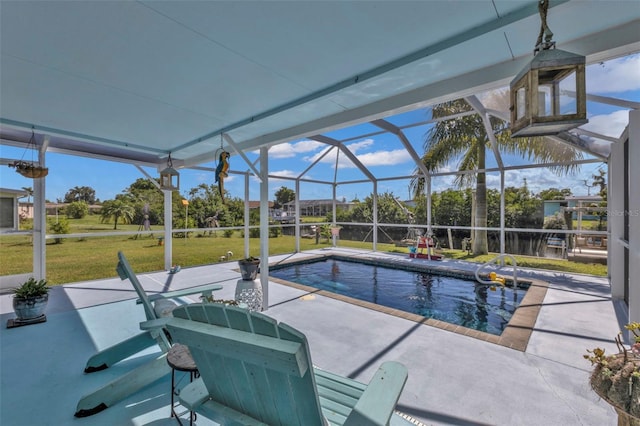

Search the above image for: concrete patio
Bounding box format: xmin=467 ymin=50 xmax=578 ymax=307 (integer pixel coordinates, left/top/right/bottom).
xmin=0 ymin=248 xmax=622 ymax=425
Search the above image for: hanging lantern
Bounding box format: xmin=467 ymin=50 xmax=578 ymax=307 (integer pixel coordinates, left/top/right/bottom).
xmin=509 ymin=0 xmax=587 ymax=138
xmin=159 ymin=154 xmax=179 ymax=191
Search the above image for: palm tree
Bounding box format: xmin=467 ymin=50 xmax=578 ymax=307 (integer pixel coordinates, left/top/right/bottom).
xmin=21 ymin=186 xmax=33 ymax=204
xmin=412 ymin=96 xmax=582 ymax=255
xmin=100 ymin=199 xmax=135 ymax=230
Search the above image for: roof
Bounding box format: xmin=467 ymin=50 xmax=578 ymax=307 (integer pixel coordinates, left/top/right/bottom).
xmin=0 ymin=188 xmax=28 ymax=197
xmin=1 ymin=1 xmax=638 ymax=170
xmin=283 ymin=199 xmax=351 ymax=207
xmin=247 ymin=201 xmax=274 ymax=209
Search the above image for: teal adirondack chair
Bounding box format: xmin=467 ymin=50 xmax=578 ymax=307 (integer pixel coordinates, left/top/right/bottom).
xmin=75 ymin=251 xmax=223 ymax=417
xmin=166 ymin=303 xmax=409 ymax=425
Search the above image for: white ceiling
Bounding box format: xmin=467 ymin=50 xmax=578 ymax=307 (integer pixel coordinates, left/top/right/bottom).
xmin=1 ymin=1 xmax=639 ymax=169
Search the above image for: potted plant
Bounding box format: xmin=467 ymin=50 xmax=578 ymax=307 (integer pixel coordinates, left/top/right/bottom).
xmin=238 ymin=257 xmax=260 ymax=281
xmin=12 ymin=277 xmax=49 ymax=322
xmin=585 ymin=323 xmax=640 ymax=425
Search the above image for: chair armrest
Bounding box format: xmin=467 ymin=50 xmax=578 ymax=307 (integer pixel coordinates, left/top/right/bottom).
xmin=343 ymin=361 xmax=408 ymax=426
xmin=137 ymin=283 xmax=223 ymax=304
xmin=139 ymin=317 xmax=171 ymax=331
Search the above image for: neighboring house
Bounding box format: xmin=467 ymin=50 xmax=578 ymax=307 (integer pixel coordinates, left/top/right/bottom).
xmin=0 ymin=188 xmax=28 ymax=231
xmin=17 ymin=202 xmax=102 ymax=220
xmin=544 ymin=195 xmax=605 ymax=221
xmin=18 ymin=201 xmax=33 ymax=219
xmin=282 ymin=199 xmax=354 ymax=217
xmin=44 ymin=203 xmax=102 ymax=216
xmin=247 ymin=201 xmax=275 ymax=210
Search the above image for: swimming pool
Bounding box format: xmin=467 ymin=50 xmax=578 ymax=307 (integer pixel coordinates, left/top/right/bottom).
xmin=270 ymin=257 xmax=528 ymax=336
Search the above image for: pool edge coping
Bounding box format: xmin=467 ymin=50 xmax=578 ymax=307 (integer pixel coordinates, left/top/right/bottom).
xmin=266 ymin=253 xmax=549 ymax=352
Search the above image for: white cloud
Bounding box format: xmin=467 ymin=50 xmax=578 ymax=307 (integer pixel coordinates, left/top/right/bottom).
xmin=587 ymin=54 xmax=640 ymax=94
xmin=355 ymin=149 xmax=412 ymax=167
xmin=267 ymin=140 xmax=325 ymax=159
xmin=583 ymin=109 xmax=630 ymax=138
xmin=270 ymin=169 xmax=303 ymax=180
xmin=347 ymin=139 xmax=374 ymax=152
xmin=303 ymin=138 xmax=411 ymax=169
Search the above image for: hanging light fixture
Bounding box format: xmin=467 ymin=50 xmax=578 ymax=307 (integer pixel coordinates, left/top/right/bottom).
xmin=509 ymin=0 xmax=587 ymax=138
xmin=159 ymin=153 xmax=179 ymax=191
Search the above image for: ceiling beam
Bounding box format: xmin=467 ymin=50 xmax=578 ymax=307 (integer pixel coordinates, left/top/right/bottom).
xmin=309 ymin=134 xmax=376 ymax=182
xmin=172 ymin=1 xmax=565 ymax=156
xmin=370 ymin=119 xmax=431 ymax=178
xmin=465 ymin=95 xmax=504 ymax=170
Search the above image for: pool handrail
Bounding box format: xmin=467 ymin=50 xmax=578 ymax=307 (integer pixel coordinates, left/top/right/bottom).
xmin=474 ymin=254 xmax=518 ymax=290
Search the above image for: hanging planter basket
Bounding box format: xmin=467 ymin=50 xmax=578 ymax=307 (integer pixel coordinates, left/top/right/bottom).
xmin=9 ymin=161 xmax=49 ymax=179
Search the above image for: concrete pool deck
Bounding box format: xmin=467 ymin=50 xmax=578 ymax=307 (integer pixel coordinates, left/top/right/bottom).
xmin=0 ymin=248 xmax=622 ymax=425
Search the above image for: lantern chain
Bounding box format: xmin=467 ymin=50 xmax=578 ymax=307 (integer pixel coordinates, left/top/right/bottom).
xmin=535 ymin=0 xmax=555 ymax=54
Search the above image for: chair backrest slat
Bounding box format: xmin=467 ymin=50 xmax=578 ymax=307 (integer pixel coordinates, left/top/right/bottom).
xmin=117 ymin=251 xmax=155 ymax=320
xmin=169 ymin=303 xmax=325 ymax=425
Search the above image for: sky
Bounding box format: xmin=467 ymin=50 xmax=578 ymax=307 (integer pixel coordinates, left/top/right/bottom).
xmin=1 ymin=53 xmax=638 ymax=204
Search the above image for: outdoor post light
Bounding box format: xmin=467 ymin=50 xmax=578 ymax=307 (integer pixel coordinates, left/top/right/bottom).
xmin=509 ymin=0 xmax=587 ymax=138
xmin=159 ymin=154 xmax=180 ymax=191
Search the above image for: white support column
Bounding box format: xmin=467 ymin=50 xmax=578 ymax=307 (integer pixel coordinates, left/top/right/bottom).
xmin=244 ymin=172 xmax=250 ymax=258
xmin=629 ymin=109 xmax=640 ymax=325
xmin=332 ymin=184 xmax=337 ymax=225
xmin=33 ymin=136 xmax=49 ymax=280
xmin=372 ymin=181 xmax=378 ymax=251
xmin=259 ymin=147 xmax=269 ymax=311
xmin=500 ymin=170 xmax=506 ymax=256
xmin=609 ymin=139 xmax=625 ymax=300
xmin=295 ymin=180 xmax=300 ymax=253
xmin=426 ymin=175 xmax=432 ymax=236
xmin=163 ymin=190 xmax=173 ymax=270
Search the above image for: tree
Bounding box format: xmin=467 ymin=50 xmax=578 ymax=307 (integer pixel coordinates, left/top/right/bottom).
xmin=412 ymin=97 xmax=582 ymax=255
xmin=592 ymin=169 xmax=607 ymax=200
xmin=539 ymin=187 xmax=572 ymax=201
xmin=592 ymin=169 xmax=607 ymax=231
xmin=503 ymin=182 xmax=543 ymax=229
xmin=123 ymin=178 xmax=163 ymax=226
xmin=329 ymin=192 xmax=409 ymax=242
xmin=274 ymin=186 xmax=295 ymax=209
xmin=100 ymin=199 xmax=135 ymax=229
xmin=64 ymin=186 xmax=96 ymax=204
xmin=430 ymin=188 xmax=471 ymax=228
xmin=66 ymin=201 xmax=89 ymax=219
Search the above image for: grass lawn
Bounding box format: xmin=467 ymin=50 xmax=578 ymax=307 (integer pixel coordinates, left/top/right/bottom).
xmin=1 ymin=215 xmax=607 ymax=285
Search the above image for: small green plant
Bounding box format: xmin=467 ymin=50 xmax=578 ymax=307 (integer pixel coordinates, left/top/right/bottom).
xmin=49 ymin=217 xmax=71 ymax=244
xmin=13 ymin=277 xmax=49 ymax=299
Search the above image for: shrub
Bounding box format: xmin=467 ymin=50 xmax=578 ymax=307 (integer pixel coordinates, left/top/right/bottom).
xmin=66 ymin=201 xmax=89 ymax=219
xmin=48 ymin=218 xmax=70 ymax=244
xmin=543 ymin=212 xmax=566 ymax=230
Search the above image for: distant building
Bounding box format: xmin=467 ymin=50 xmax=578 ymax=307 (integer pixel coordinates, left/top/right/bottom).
xmin=544 ymin=195 xmax=605 ymax=220
xmin=247 ymin=201 xmax=274 ymax=210
xmin=0 ymin=188 xmax=27 ymax=231
xmin=16 ymin=202 xmax=102 ymax=219
xmin=282 ymin=199 xmax=354 ymax=217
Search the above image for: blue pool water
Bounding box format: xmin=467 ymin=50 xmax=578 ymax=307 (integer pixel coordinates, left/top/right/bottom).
xmin=270 ymin=258 xmax=527 ymax=335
